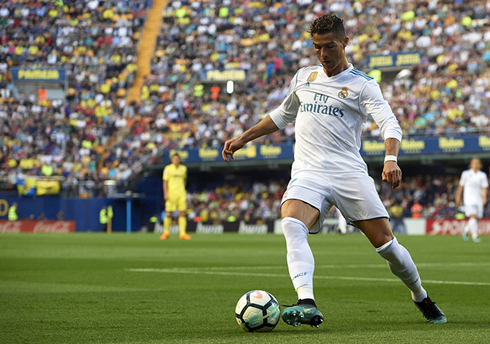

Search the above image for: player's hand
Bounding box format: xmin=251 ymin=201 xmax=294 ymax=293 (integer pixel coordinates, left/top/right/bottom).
xmin=382 ymin=161 xmax=402 ymax=189
xmin=222 ymin=137 xmax=246 ymax=162
xmin=164 ymin=195 xmax=169 ymax=201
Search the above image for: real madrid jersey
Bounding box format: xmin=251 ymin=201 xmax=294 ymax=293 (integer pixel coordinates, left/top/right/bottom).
xmin=459 ymin=169 xmax=488 ymax=205
xmin=268 ymin=64 xmax=402 ymax=173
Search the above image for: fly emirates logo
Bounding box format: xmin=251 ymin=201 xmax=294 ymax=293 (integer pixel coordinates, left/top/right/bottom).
xmin=299 ymin=92 xmax=345 ymax=118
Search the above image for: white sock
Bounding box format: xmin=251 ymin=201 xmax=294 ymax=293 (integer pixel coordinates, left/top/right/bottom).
xmin=376 ymin=237 xmax=427 ymax=302
xmin=468 ymin=218 xmax=478 ymax=239
xmin=282 ymin=217 xmax=315 ymax=300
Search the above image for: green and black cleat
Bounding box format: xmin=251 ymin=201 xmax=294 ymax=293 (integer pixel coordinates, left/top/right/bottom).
xmin=414 ymin=296 xmax=447 ymax=323
xmin=281 ymin=299 xmax=324 ymax=328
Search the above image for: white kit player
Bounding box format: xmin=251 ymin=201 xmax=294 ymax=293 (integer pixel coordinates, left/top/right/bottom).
xmin=456 ymin=158 xmax=488 ymax=243
xmin=333 ymin=206 xmax=347 ymax=234
xmin=223 ymin=14 xmax=446 ymax=326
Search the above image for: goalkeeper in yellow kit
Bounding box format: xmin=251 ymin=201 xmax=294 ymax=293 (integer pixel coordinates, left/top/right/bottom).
xmin=160 ymin=153 xmax=191 ymax=240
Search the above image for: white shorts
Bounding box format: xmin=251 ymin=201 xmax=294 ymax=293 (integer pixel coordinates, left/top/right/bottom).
xmin=465 ymin=203 xmax=483 ymax=218
xmin=281 ymin=168 xmax=389 ymax=234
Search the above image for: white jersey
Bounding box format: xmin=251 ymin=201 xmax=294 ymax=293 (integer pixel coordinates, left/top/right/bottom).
xmin=459 ymin=169 xmax=488 ymax=205
xmin=269 ymin=64 xmax=402 ymax=173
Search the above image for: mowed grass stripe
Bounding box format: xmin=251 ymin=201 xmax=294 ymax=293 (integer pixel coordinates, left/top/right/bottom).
xmin=126 ymin=268 xmax=490 ymax=286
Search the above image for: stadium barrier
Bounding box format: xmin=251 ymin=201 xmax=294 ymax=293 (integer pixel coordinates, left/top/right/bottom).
xmin=0 ymin=220 xmax=75 ymax=233
xmin=153 ymin=218 xmax=489 ymax=236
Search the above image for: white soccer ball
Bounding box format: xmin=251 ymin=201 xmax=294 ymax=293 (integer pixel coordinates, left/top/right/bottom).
xmin=235 ymin=290 xmax=281 ymax=332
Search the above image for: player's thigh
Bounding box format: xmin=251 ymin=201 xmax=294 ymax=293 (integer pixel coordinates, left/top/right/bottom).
xmin=333 ymin=173 xmax=388 ymax=224
xmin=353 ymin=217 xmax=393 ymax=248
xmin=177 ymin=193 xmax=187 ymax=212
xmin=465 ymin=204 xmax=482 ymax=218
xmin=281 ymin=199 xmax=320 ymax=229
xmin=165 ymin=198 xmax=177 ymax=212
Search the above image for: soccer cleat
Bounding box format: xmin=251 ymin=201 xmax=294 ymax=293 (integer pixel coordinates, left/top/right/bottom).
xmin=462 ymin=232 xmax=468 ymax=241
xmin=414 ymin=296 xmax=447 ymax=323
xmin=472 ymin=237 xmax=481 ymax=243
xmin=179 ymin=233 xmax=192 ymax=240
xmin=281 ymin=302 xmax=324 ymax=328
xmin=159 ymin=232 xmax=170 ymax=240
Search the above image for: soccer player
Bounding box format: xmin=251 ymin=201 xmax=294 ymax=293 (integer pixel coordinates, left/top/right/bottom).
xmin=333 ymin=206 xmax=347 ymax=234
xmin=455 ymin=158 xmax=488 ymax=243
xmin=222 ymin=14 xmax=446 ymax=326
xmin=160 ymin=153 xmax=191 ymax=240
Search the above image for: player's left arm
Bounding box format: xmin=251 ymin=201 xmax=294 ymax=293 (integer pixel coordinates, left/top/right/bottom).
xmin=382 ymin=138 xmax=402 ymax=189
xmin=482 ymin=174 xmax=488 ymax=205
xmin=360 ymin=80 xmax=402 ymax=189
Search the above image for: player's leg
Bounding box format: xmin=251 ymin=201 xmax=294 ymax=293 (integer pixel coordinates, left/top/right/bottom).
xmin=355 ymin=218 xmax=446 ymax=323
xmin=337 ymin=209 xmax=347 ymax=234
xmin=467 ymin=215 xmax=479 ymax=242
xmin=178 ymin=193 xmax=190 ymax=240
xmin=280 ymin=196 xmax=324 ymax=327
xmin=335 ymin=173 xmax=446 ymax=323
xmin=160 ymin=199 xmax=175 ymax=240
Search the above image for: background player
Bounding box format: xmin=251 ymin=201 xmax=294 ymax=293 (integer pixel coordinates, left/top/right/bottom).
xmin=455 ymin=158 xmax=488 ymax=243
xmin=160 ymin=153 xmax=191 ymax=240
xmin=223 ymin=13 xmax=446 ymax=327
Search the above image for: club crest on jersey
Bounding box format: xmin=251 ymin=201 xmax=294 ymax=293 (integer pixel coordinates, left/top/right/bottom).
xmin=338 ymin=87 xmax=349 ymax=99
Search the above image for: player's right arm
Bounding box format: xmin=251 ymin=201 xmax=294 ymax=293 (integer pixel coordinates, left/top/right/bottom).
xmin=455 ymin=172 xmax=465 ymax=206
xmin=163 ymin=166 xmax=169 ymax=201
xmin=222 ymin=116 xmax=279 ymax=161
xmin=222 ymin=71 xmax=300 ymax=162
xmin=163 ymin=180 xmax=169 ymax=201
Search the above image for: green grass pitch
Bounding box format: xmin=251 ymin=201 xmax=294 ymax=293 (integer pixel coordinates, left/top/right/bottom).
xmin=1 ymin=233 xmax=489 ymax=343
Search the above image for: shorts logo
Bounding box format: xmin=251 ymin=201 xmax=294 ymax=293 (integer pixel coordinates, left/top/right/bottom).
xmin=338 ymin=87 xmax=349 ymax=99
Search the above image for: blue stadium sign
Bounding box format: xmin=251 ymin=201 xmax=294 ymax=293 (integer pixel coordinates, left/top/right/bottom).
xmin=165 ymin=135 xmax=490 ymax=164
xmin=11 ymin=68 xmax=67 ymax=82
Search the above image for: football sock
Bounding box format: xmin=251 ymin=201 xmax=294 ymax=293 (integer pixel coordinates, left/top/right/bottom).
xmin=468 ymin=217 xmax=478 ymax=239
xmin=282 ymin=217 xmax=315 ymax=300
xmin=178 ymin=216 xmax=187 ymax=235
xmin=298 ymin=298 xmax=317 ymax=307
xmin=376 ymin=237 xmax=427 ymax=302
xmin=164 ymin=217 xmax=171 ymax=234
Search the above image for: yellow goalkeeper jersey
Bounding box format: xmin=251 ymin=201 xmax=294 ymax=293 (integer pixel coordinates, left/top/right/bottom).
xmin=162 ymin=164 xmax=187 ymax=195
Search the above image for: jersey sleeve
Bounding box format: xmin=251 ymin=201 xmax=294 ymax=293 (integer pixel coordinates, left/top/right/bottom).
xmin=162 ymin=166 xmax=169 ymax=181
xmin=183 ymin=165 xmax=187 ymax=180
xmin=482 ymin=173 xmax=489 ymax=188
xmin=359 ymin=79 xmax=402 ymax=142
xmin=459 ymin=171 xmax=466 ymax=186
xmin=268 ymin=72 xmax=301 ymax=129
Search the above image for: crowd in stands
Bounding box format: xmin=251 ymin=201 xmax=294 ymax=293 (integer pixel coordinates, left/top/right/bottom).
xmin=0 ymin=0 xmax=489 ymax=195
xmin=183 ymin=173 xmax=483 ymax=222
xmin=0 ymin=0 xmax=153 ymax=194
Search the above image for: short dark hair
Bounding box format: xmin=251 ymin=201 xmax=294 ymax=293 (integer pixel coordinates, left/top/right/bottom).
xmin=308 ymin=14 xmax=346 ymax=40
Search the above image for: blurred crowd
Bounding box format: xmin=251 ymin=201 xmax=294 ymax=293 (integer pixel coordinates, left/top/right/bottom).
xmin=1 ymin=0 xmax=490 ymax=195
xmin=183 ymin=173 xmax=485 ymax=223
xmin=0 ymin=0 xmax=154 ymax=194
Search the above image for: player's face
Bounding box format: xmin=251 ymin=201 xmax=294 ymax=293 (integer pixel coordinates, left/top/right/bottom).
xmin=470 ymin=158 xmax=481 ymax=171
xmin=171 ymin=155 xmax=181 ymax=166
xmin=312 ymin=32 xmax=349 ymax=76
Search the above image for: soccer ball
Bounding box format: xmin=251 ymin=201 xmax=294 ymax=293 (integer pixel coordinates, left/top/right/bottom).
xmin=235 ymin=290 xmax=281 ymax=332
